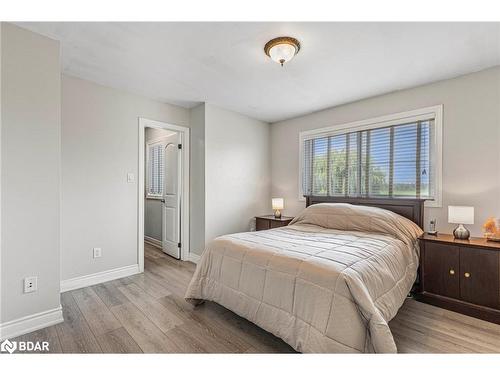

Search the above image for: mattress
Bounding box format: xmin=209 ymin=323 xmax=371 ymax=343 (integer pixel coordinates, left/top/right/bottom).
xmin=185 ymin=203 xmax=423 ymax=353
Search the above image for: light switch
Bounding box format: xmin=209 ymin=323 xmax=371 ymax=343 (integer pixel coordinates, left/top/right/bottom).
xmin=127 ymin=173 xmax=135 ymax=183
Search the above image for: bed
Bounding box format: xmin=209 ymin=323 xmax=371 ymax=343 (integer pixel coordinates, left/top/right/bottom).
xmin=185 ymin=196 xmax=425 ymax=353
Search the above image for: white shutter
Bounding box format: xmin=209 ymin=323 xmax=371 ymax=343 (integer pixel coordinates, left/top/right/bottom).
xmin=147 ymin=143 xmax=165 ymax=197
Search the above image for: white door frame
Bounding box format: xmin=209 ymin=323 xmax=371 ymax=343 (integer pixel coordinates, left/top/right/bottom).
xmin=138 ymin=118 xmax=190 ymax=272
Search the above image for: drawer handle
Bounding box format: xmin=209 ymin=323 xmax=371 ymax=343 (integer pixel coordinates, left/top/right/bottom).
xmin=464 ymin=272 xmax=471 ymax=278
xmin=449 ymin=269 xmax=455 ymax=275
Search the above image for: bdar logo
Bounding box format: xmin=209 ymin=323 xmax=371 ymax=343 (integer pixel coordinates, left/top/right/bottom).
xmin=1 ymin=339 xmax=17 ymax=354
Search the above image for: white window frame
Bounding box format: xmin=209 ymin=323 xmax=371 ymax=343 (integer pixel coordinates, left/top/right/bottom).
xmin=145 ymin=139 xmax=165 ymax=199
xmin=298 ymin=105 xmax=443 ymax=207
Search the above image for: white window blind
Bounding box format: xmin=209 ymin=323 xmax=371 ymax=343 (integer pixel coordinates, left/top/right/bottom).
xmin=147 ymin=143 xmax=164 ymax=197
xmin=302 ymin=119 xmax=436 ymax=200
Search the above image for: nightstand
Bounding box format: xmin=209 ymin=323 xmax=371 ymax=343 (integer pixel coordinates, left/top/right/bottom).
xmin=255 ymin=215 xmax=294 ymax=231
xmin=416 ymin=233 xmax=500 ymax=324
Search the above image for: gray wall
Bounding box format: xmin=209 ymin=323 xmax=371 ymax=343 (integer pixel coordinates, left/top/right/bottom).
xmin=271 ymin=67 xmax=500 ymax=236
xmin=189 ymin=104 xmax=206 ymax=255
xmin=61 ymin=75 xmax=190 ymax=280
xmin=204 ymin=104 xmax=271 ymax=242
xmin=1 ymin=24 xmax=61 ymax=323
xmin=144 ymin=199 xmax=162 ymax=241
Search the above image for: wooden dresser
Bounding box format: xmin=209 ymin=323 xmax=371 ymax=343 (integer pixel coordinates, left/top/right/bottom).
xmin=416 ymin=233 xmax=500 ymax=324
xmin=255 ymin=215 xmax=293 ymax=231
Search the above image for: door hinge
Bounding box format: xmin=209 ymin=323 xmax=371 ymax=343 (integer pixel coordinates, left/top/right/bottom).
xmin=177 ymin=242 xmax=181 ymax=248
xmin=178 ymin=144 xmax=182 ymax=149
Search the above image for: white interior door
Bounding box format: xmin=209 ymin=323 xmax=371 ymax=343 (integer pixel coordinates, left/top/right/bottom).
xmin=162 ymin=133 xmax=181 ymax=259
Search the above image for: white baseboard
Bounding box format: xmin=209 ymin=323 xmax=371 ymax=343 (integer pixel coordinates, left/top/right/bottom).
xmin=60 ymin=264 xmax=140 ymax=292
xmin=144 ymin=235 xmax=162 ymax=249
xmin=0 ymin=306 xmax=63 ymax=340
xmin=188 ymin=252 xmax=201 ymax=264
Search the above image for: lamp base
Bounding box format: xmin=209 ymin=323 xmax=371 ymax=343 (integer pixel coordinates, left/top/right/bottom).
xmin=453 ymin=224 xmax=470 ymax=240
xmin=274 ymin=209 xmax=281 ymax=219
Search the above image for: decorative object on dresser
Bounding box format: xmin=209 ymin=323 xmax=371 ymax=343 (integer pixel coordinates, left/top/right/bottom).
xmin=483 ymin=217 xmax=500 ymax=242
xmin=255 ymin=215 xmax=293 ymax=231
xmin=271 ymin=197 xmax=284 ymax=218
xmin=416 ymin=233 xmax=500 ymax=324
xmin=448 ymin=205 xmax=474 ymax=240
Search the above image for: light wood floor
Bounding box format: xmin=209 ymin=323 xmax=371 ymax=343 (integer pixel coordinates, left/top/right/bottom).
xmin=12 ymin=243 xmax=500 ymax=353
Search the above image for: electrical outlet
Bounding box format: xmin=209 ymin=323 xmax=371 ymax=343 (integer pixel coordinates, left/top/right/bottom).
xmin=24 ymin=277 xmax=38 ymax=293
xmin=93 ymin=247 xmax=102 ymax=258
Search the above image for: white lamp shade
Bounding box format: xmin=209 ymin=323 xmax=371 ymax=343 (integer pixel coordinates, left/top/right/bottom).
xmin=268 ymin=44 xmax=297 ymax=64
xmin=272 ymin=198 xmax=284 ymax=210
xmin=448 ymin=206 xmax=474 ymax=225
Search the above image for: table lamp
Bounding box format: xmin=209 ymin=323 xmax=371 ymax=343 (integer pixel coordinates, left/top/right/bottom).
xmin=272 ymin=198 xmax=284 ymax=219
xmin=448 ymin=206 xmax=474 ymax=240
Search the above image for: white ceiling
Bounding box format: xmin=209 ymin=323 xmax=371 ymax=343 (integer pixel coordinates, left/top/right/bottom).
xmin=17 ymin=22 xmax=500 ymax=122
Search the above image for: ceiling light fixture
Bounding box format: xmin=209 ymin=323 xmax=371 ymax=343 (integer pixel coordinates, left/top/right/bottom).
xmin=264 ymin=37 xmax=301 ymax=67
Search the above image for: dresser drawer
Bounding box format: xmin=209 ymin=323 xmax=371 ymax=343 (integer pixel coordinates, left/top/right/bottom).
xmin=255 ymin=216 xmax=293 ymax=231
xmin=270 ymin=220 xmax=287 ymax=229
xmin=256 ymin=217 xmax=270 ymax=231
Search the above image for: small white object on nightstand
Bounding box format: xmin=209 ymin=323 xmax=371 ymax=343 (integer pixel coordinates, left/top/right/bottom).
xmin=448 ymin=205 xmax=474 ymax=240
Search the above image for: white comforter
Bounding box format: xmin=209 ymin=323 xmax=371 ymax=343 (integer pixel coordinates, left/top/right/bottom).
xmin=185 ymin=203 xmax=423 ymax=353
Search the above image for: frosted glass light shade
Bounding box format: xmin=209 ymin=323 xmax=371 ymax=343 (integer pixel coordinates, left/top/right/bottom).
xmin=268 ymin=44 xmax=297 ymax=65
xmin=264 ymin=37 xmax=300 ymax=66
xmin=448 ymin=206 xmax=474 ymax=224
xmin=272 ymin=198 xmax=284 ymax=210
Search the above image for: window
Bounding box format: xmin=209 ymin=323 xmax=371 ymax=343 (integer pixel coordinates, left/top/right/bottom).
xmin=146 ymin=141 xmax=164 ymax=198
xmin=300 ymin=106 xmax=442 ymax=207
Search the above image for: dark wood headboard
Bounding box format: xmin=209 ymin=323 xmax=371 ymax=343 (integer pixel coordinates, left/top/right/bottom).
xmin=305 ymin=196 xmax=425 ymax=229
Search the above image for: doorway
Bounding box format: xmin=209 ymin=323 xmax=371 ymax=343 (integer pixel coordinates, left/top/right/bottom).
xmin=138 ymin=118 xmax=190 ymax=272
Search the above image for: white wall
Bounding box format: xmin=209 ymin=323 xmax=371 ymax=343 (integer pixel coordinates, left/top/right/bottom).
xmin=1 ymin=24 xmax=61 ymax=325
xmin=204 ymin=104 xmax=271 ymax=242
xmin=271 ymin=67 xmax=500 ymax=236
xmin=144 ymin=199 xmax=162 ymax=241
xmin=189 ymin=104 xmax=206 ymax=255
xmin=145 ymin=127 xmax=175 ymax=142
xmin=61 ymin=75 xmax=190 ymax=281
